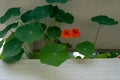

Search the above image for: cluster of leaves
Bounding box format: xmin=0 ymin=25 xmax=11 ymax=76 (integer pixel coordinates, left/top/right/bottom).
xmin=92 ymin=52 xmax=120 ymax=58
xmin=0 ymin=0 xmax=93 ymax=66
xmin=0 ymin=0 xmax=119 ymax=66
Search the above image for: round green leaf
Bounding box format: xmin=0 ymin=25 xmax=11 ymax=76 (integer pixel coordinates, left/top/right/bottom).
xmin=2 ymin=38 xmax=22 ymax=58
xmin=45 ymin=0 xmax=69 ymax=3
xmin=50 ymin=6 xmax=74 ymax=24
xmin=40 ymin=44 xmax=68 ymax=66
xmin=76 ymin=41 xmax=96 ymax=58
xmin=32 ymin=5 xmax=53 ymax=20
xmin=21 ymin=10 xmax=33 ymax=23
xmin=15 ymin=22 xmax=44 ymax=43
xmin=56 ymin=9 xmax=74 ymax=24
xmin=91 ymin=15 xmax=118 ymax=25
xmin=2 ymin=50 xmax=24 ymax=64
xmin=50 ymin=6 xmax=59 ymax=18
xmin=47 ymin=26 xmax=61 ymax=38
xmin=0 ymin=7 xmax=20 ymax=24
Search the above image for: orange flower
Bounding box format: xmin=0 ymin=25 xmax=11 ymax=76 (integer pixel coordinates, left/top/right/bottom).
xmin=61 ymin=28 xmax=80 ymax=39
xmin=72 ymin=28 xmax=80 ymax=38
xmin=61 ymin=29 xmax=72 ymax=38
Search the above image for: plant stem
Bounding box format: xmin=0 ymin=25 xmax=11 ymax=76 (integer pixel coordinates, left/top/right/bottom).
xmin=14 ymin=17 xmax=24 ymax=26
xmin=9 ymin=29 xmax=13 ymax=33
xmin=22 ymin=44 xmax=30 ymax=57
xmin=23 ymin=43 xmax=35 ymax=57
xmin=29 ymin=43 xmax=34 ymax=53
xmin=94 ymin=24 xmax=101 ymax=45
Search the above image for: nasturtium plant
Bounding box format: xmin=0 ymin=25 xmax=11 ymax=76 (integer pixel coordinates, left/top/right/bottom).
xmin=0 ymin=0 xmax=119 ymax=67
xmin=91 ymin=15 xmax=118 ymax=45
xmin=0 ymin=0 xmax=76 ymax=66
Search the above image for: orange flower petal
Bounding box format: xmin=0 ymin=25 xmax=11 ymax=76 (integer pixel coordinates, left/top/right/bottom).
xmin=61 ymin=29 xmax=73 ymax=39
xmin=72 ymin=28 xmax=80 ymax=38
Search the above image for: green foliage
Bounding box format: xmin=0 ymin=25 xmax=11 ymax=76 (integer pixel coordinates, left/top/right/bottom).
xmin=0 ymin=7 xmax=20 ymax=24
xmin=47 ymin=26 xmax=62 ymax=38
xmin=2 ymin=50 xmax=24 ymax=64
xmin=76 ymin=41 xmax=96 ymax=58
xmin=45 ymin=0 xmax=69 ymax=3
xmin=51 ymin=6 xmax=74 ymax=24
xmin=91 ymin=15 xmax=118 ymax=25
xmin=2 ymin=38 xmax=22 ymax=58
xmin=91 ymin=15 xmax=118 ymax=45
xmin=0 ymin=0 xmax=119 ymax=67
xmin=63 ymin=43 xmax=72 ymax=49
xmin=0 ymin=22 xmax=18 ymax=38
xmin=95 ymin=52 xmax=119 ymax=58
xmin=0 ymin=40 xmax=4 ymax=48
xmin=28 ymin=53 xmax=40 ymax=59
xmin=6 ymin=32 xmax=15 ymax=42
xmin=41 ymin=23 xmax=47 ymax=31
xmin=21 ymin=10 xmax=33 ymax=23
xmin=95 ymin=53 xmax=108 ymax=58
xmin=0 ymin=55 xmax=1 ymax=59
xmin=15 ymin=22 xmax=44 ymax=43
xmin=32 ymin=5 xmax=53 ymax=20
xmin=40 ymin=44 xmax=68 ymax=66
xmin=50 ymin=6 xmax=58 ymax=18
xmin=56 ymin=9 xmax=74 ymax=24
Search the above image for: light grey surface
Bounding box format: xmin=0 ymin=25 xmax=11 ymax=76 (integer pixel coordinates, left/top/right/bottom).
xmin=0 ymin=0 xmax=120 ymax=49
xmin=0 ymin=59 xmax=120 ymax=80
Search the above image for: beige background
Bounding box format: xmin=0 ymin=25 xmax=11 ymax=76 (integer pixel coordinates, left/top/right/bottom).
xmin=0 ymin=0 xmax=120 ymax=49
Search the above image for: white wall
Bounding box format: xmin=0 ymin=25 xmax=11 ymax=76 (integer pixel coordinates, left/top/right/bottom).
xmin=0 ymin=0 xmax=120 ymax=49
